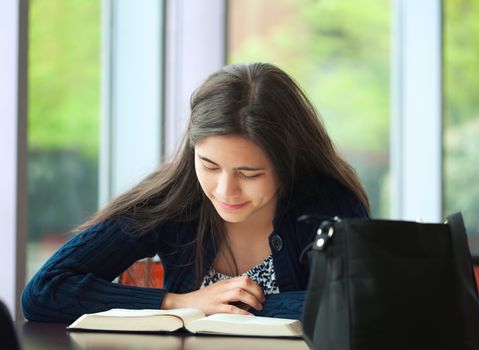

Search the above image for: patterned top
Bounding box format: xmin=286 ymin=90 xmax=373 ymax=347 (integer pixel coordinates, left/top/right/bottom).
xmin=200 ymin=254 xmax=280 ymax=295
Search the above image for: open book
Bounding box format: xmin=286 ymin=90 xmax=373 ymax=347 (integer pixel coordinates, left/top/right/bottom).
xmin=67 ymin=308 xmax=302 ymax=338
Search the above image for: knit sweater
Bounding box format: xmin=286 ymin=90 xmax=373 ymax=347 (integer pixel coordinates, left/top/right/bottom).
xmin=21 ymin=178 xmax=369 ymax=322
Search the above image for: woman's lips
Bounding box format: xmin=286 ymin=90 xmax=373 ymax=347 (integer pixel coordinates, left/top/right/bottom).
xmin=216 ymin=200 xmax=248 ymax=210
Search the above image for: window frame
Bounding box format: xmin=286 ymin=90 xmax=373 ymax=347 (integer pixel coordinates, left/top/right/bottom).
xmin=391 ymin=0 xmax=443 ymax=222
xmin=0 ymin=0 xmax=28 ymax=320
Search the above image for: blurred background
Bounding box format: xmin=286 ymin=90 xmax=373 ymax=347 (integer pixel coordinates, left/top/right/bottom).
xmin=25 ymin=0 xmax=479 ymax=281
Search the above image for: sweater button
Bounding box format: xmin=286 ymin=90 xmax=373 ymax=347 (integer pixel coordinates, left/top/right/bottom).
xmin=270 ymin=235 xmax=283 ymax=252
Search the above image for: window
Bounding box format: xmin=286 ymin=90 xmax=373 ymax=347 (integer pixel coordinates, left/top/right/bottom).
xmin=27 ymin=0 xmax=101 ymax=279
xmin=443 ymin=0 xmax=479 ymax=255
xmin=228 ymin=0 xmax=391 ymax=216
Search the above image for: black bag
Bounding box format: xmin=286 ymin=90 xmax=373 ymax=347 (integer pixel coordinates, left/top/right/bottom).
xmin=0 ymin=299 xmax=20 ymax=350
xmin=301 ymin=212 xmax=479 ymax=350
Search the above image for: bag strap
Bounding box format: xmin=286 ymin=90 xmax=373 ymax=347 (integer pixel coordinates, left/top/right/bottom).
xmin=447 ymin=212 xmax=479 ymax=296
xmin=302 ymin=247 xmax=328 ymax=343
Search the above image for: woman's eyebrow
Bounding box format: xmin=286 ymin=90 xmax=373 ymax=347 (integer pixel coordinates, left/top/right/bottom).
xmin=197 ymin=155 xmax=218 ymax=165
xmin=197 ymin=154 xmax=264 ymax=171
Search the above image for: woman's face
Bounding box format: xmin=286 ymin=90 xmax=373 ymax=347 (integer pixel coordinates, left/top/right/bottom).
xmin=194 ymin=135 xmax=279 ymax=225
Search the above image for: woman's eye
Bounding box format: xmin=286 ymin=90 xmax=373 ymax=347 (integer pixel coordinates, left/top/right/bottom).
xmin=238 ymin=172 xmax=261 ymax=180
xmin=203 ymin=165 xmax=219 ymax=172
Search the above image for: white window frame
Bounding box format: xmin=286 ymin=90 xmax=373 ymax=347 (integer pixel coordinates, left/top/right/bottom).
xmin=163 ymin=0 xmax=227 ymax=156
xmin=391 ymin=0 xmax=443 ymax=222
xmin=0 ymin=0 xmax=28 ymax=320
xmin=100 ymin=0 xmax=166 ymax=203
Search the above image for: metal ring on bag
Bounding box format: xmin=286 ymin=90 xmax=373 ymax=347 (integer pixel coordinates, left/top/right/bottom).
xmin=327 ymin=227 xmax=334 ymax=237
xmin=317 ymin=227 xmax=334 ymax=237
xmin=316 ymin=238 xmax=325 ymax=248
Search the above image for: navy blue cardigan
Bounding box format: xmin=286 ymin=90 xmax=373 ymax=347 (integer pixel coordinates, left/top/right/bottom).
xmin=21 ymin=179 xmax=368 ymax=322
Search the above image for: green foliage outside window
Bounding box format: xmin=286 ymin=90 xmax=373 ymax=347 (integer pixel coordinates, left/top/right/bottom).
xmin=29 ymin=0 xmax=100 ymax=157
xmin=28 ymin=0 xmax=101 ymax=241
xmin=444 ymin=0 xmax=479 ymax=249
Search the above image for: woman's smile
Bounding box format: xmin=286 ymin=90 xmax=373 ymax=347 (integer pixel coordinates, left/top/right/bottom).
xmin=216 ymin=199 xmax=249 ymax=211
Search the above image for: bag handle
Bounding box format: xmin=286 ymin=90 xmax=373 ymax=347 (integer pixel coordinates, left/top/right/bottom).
xmin=447 ymin=212 xmax=479 ymax=296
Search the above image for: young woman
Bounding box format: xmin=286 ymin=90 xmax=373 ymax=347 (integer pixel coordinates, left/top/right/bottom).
xmin=21 ymin=62 xmax=369 ymax=322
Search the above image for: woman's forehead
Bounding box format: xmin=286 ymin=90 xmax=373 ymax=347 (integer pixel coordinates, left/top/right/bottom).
xmin=195 ymin=135 xmax=271 ymax=166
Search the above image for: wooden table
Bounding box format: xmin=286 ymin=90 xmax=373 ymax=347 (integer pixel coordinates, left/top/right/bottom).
xmin=17 ymin=321 xmax=309 ymax=350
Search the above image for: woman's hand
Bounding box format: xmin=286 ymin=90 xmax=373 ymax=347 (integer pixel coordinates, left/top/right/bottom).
xmin=161 ymin=275 xmax=265 ymax=315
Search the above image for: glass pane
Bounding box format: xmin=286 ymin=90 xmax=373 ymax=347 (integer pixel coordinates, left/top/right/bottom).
xmin=443 ymin=0 xmax=479 ymax=255
xmin=27 ymin=0 xmax=101 ymax=279
xmin=228 ymin=0 xmax=391 ymax=216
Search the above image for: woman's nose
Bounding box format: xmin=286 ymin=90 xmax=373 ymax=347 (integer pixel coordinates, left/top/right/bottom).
xmin=216 ymin=172 xmax=240 ymax=198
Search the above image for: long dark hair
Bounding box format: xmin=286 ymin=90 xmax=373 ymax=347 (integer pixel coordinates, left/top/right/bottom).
xmin=79 ymin=62 xmax=370 ymax=286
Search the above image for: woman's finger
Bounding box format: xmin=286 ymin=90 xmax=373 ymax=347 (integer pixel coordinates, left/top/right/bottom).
xmin=230 ymin=276 xmax=265 ymax=303
xmin=224 ymin=287 xmax=264 ymax=311
xmin=217 ymin=303 xmax=254 ymax=316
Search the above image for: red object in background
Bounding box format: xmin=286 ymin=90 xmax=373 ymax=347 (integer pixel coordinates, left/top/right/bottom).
xmin=474 ymin=265 xmax=479 ymax=293
xmin=119 ymin=260 xmax=164 ymax=288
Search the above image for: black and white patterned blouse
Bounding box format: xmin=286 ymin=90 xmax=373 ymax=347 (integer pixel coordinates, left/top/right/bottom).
xmin=200 ymin=254 xmax=280 ymax=294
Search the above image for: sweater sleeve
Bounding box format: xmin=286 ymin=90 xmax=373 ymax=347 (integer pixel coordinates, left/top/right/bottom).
xmin=21 ymin=220 xmax=167 ymax=322
xmin=252 ymin=291 xmax=305 ymax=320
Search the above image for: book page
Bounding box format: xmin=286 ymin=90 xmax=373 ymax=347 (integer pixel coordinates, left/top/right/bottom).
xmin=68 ymin=308 xmax=205 ymax=332
xmin=85 ymin=308 xmax=204 ymax=321
xmin=185 ymin=314 xmax=302 ymax=337
xmin=203 ymin=313 xmax=298 ymax=325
